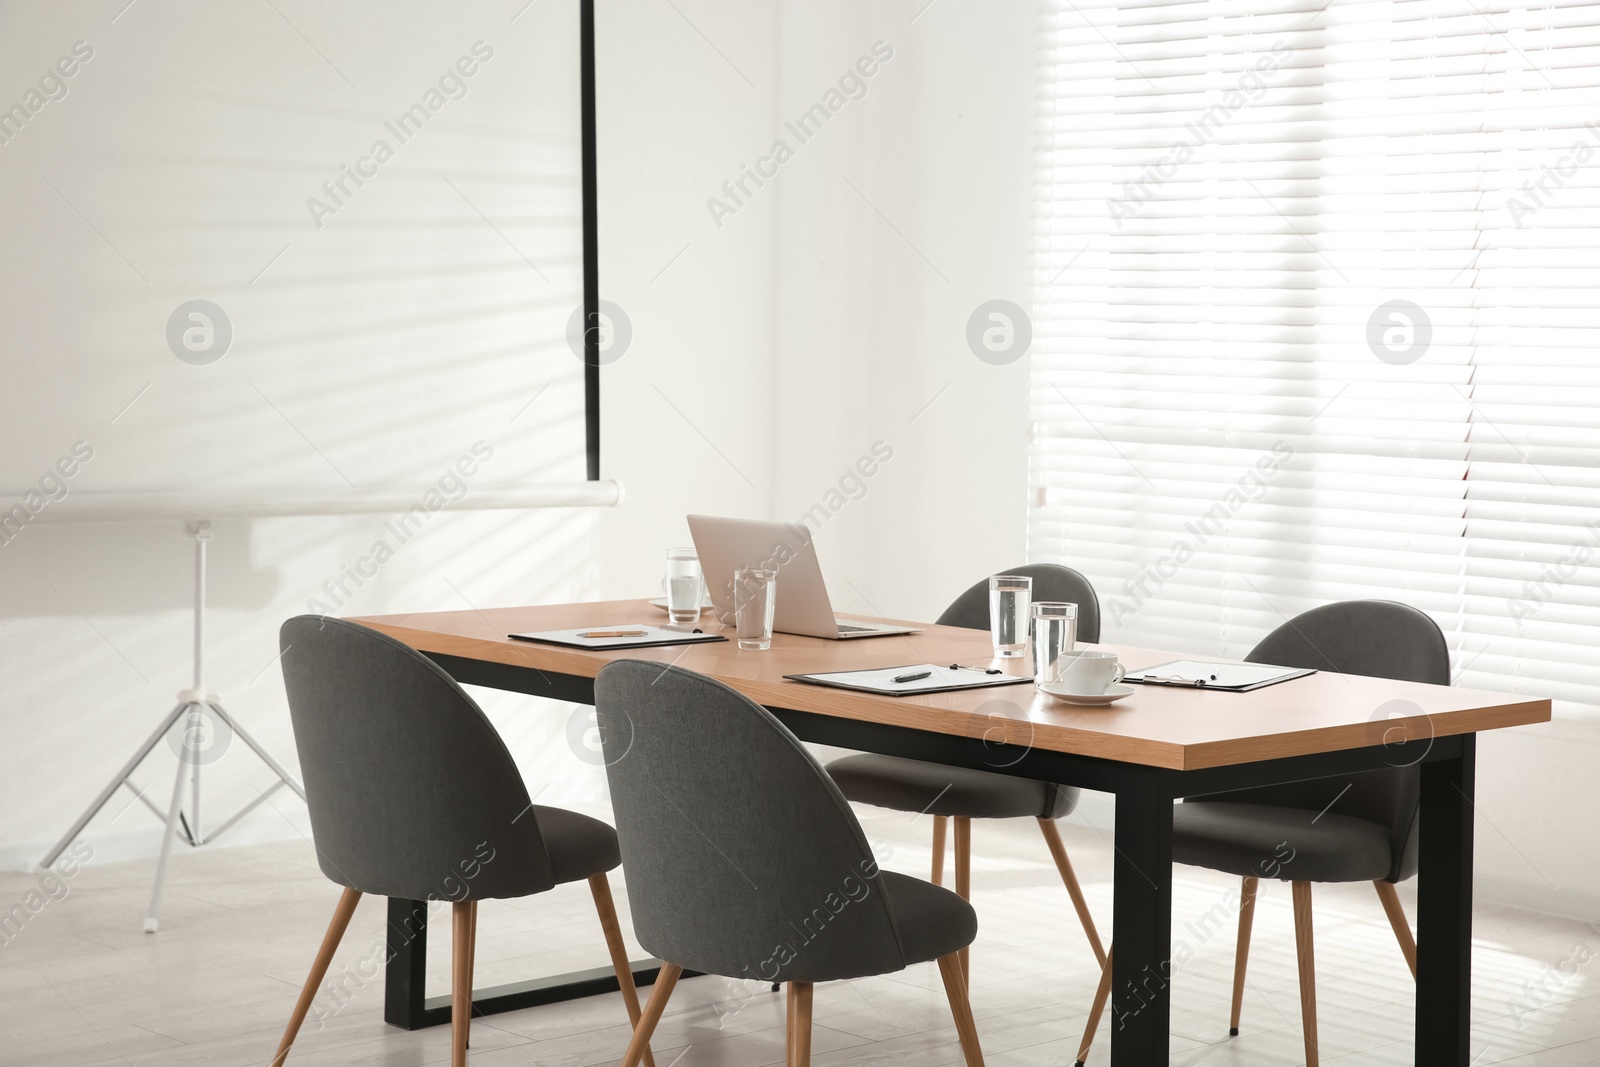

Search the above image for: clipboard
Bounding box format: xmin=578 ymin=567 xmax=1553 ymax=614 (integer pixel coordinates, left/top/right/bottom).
xmin=1124 ymin=659 xmax=1315 ymax=692
xmin=784 ymin=663 xmax=1033 ymax=697
xmin=508 ymin=625 xmax=728 ymax=651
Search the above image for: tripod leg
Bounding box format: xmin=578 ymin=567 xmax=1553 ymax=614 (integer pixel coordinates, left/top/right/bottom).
xmin=190 ymin=721 xmax=202 ymax=847
xmin=146 ymin=704 xmax=199 ymax=933
xmin=41 ymin=703 xmax=189 ymax=869
xmin=209 ymin=704 xmax=306 ymax=801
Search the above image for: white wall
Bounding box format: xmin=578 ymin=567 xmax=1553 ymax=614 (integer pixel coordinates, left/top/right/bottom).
xmin=769 ymin=0 xmax=1037 ymax=622
xmin=1473 ymin=721 xmax=1600 ymax=920
xmin=593 ymin=1 xmax=778 ymax=596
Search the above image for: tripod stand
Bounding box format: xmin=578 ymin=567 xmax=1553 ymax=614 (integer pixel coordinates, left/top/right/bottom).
xmin=40 ymin=520 xmax=305 ymax=931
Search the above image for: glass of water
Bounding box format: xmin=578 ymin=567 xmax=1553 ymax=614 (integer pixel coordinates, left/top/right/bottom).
xmin=734 ymin=567 xmax=777 ymax=650
xmin=665 ymin=548 xmax=702 ymax=625
xmin=1031 ymin=602 xmax=1079 ymax=684
xmin=988 ymin=575 xmax=1033 ymax=658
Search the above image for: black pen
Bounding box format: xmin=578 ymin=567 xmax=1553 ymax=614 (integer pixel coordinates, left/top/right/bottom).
xmin=892 ymin=670 xmax=933 ymax=683
xmin=1139 ymin=674 xmax=1212 ymax=688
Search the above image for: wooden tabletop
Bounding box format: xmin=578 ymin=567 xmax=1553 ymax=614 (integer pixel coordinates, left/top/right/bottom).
xmin=351 ymin=599 xmax=1551 ymax=771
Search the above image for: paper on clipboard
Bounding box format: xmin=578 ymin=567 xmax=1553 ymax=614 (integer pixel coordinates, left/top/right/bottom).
xmin=784 ymin=663 xmax=1033 ymax=697
xmin=1124 ymin=659 xmax=1314 ymax=691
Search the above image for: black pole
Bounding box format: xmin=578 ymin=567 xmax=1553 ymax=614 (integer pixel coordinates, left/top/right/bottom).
xmin=580 ymin=0 xmax=600 ymax=480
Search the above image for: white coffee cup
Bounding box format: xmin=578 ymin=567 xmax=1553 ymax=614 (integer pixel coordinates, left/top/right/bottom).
xmin=1048 ymin=650 xmax=1124 ymax=695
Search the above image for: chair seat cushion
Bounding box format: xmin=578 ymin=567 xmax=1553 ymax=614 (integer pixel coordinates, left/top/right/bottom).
xmin=879 ymin=870 xmax=977 ymax=964
xmin=826 ymin=754 xmax=1079 ymax=820
xmin=533 ymin=805 xmax=621 ymax=884
xmin=1173 ymin=801 xmax=1393 ymax=883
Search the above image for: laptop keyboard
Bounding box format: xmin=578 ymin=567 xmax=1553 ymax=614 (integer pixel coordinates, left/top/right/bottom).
xmin=835 ymin=623 xmax=873 ymax=633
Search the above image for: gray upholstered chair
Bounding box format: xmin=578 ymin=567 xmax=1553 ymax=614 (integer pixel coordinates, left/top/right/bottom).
xmin=594 ymin=660 xmax=986 ymax=1067
xmin=1075 ymin=600 xmax=1445 ymax=1067
xmin=271 ymin=616 xmax=654 ymax=1067
xmin=825 ymin=565 xmax=1107 ymax=984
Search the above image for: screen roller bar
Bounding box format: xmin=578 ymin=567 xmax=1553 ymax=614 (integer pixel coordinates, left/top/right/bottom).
xmin=10 ymin=481 xmax=623 ymax=524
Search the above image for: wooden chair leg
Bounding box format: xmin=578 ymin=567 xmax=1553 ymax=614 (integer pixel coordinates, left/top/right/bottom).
xmin=1037 ymin=818 xmax=1107 ymax=967
xmin=452 ymin=901 xmax=473 ymax=1067
xmin=1292 ymin=881 xmax=1319 ymax=1067
xmin=1374 ymin=880 xmax=1418 ymax=980
xmin=621 ymin=963 xmax=682 ymax=1067
xmin=1231 ymin=876 xmax=1258 ymax=1036
xmin=1073 ymin=945 xmax=1113 ymax=1067
xmin=464 ymin=901 xmax=477 ymax=1049
xmin=786 ymin=981 xmax=813 ymax=1067
xmin=953 ymin=817 xmax=972 ymax=988
xmin=932 ymin=814 xmax=949 ymax=886
xmin=272 ymin=886 xmax=361 ymax=1067
xmin=785 ymin=983 xmax=795 ymax=1066
xmin=590 ymin=873 xmax=656 ymax=1067
xmin=937 ymin=952 xmax=986 ymax=1067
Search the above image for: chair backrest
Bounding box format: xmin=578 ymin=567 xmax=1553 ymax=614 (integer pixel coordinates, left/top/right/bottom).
xmin=1223 ymin=600 xmax=1450 ymax=882
xmin=936 ymin=563 xmax=1103 ymax=643
xmin=594 ymin=660 xmax=907 ymax=983
xmin=1246 ymin=599 xmax=1450 ymax=687
xmin=278 ymin=615 xmax=555 ymax=901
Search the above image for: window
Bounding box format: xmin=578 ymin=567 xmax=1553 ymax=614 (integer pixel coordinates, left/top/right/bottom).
xmin=1031 ymin=0 xmax=1600 ymax=717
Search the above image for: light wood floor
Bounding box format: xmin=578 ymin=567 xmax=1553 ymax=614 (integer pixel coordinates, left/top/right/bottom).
xmin=2 ymin=806 xmax=1597 ymax=1067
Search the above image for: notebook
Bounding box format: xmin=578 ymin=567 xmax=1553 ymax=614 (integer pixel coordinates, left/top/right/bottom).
xmin=784 ymin=663 xmax=1034 ymax=697
xmin=507 ymin=625 xmax=727 ymax=651
xmin=1123 ymin=660 xmax=1315 ymax=692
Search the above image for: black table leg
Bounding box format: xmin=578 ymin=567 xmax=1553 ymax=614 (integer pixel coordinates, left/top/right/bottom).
xmin=382 ymin=896 xmax=680 ymax=1029
xmin=385 ymin=898 xmax=430 ymax=1027
xmin=1416 ymin=734 xmax=1475 ymax=1065
xmin=1111 ymin=771 xmax=1174 ymax=1066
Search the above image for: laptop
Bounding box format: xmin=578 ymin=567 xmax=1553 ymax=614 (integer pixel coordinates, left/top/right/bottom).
xmin=686 ymin=515 xmax=920 ymax=639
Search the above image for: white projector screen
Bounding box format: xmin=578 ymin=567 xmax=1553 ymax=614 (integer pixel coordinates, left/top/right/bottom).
xmin=0 ymin=0 xmax=590 ymax=504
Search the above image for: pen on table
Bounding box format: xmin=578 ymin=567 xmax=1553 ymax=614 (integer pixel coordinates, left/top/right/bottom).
xmin=892 ymin=670 xmax=933 ymax=683
xmin=578 ymin=629 xmax=649 ymax=639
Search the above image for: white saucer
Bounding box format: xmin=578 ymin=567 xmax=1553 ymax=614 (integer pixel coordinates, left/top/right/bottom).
xmin=1039 ymin=682 xmax=1136 ymax=706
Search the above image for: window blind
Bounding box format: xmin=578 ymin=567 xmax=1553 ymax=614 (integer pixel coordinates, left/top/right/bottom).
xmin=1031 ymin=0 xmax=1600 ymax=717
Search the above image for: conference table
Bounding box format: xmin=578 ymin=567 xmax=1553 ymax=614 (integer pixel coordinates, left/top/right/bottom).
xmin=353 ymin=599 xmax=1551 ymax=1067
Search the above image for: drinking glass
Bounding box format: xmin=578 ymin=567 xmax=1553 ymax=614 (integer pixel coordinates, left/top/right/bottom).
xmin=734 ymin=567 xmax=777 ymax=650
xmin=1032 ymin=601 xmax=1079 ymax=683
xmin=988 ymin=575 xmax=1032 ymax=658
xmin=665 ymin=548 xmax=702 ymax=625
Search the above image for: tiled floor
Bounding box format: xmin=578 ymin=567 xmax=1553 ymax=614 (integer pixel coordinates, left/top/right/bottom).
xmin=2 ymin=806 xmax=1596 ymax=1067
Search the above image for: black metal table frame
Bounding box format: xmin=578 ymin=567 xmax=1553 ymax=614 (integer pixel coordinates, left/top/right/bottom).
xmin=386 ymin=653 xmax=1475 ymax=1067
